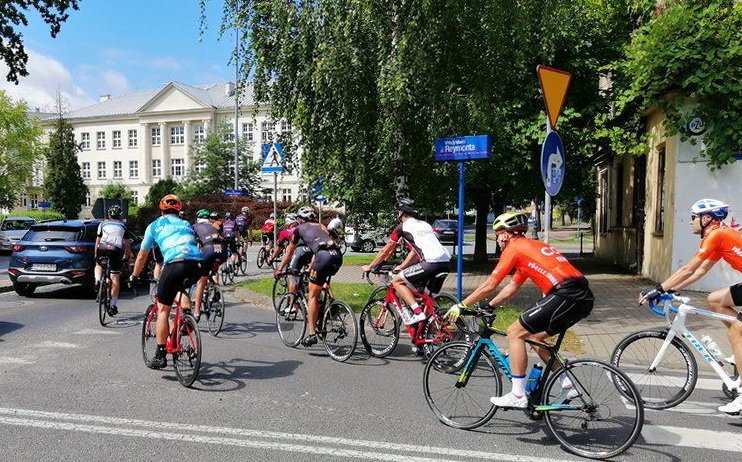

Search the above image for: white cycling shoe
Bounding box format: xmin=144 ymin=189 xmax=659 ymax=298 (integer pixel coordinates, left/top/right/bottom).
xmin=490 ymin=392 xmax=528 ymax=409
xmin=553 ymin=386 xmax=580 ymax=404
xmin=409 ymin=311 xmax=427 ymax=324
xmin=718 ymin=393 xmax=742 ymax=415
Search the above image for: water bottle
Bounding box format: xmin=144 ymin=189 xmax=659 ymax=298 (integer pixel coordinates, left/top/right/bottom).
xmin=701 ymin=335 xmax=723 ymax=362
xmin=525 ymin=364 xmax=544 ymax=394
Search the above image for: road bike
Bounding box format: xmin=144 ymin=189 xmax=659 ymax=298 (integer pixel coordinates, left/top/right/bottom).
xmin=96 ymin=256 xmax=114 ymax=326
xmin=235 ymin=239 xmax=249 ymax=275
xmin=359 ymin=267 xmax=469 ymax=358
xmin=275 ymin=275 xmax=358 ymax=362
xmin=424 ymin=308 xmax=644 ymax=459
xmin=219 ymin=246 xmax=236 ymax=285
xmin=272 ymin=266 xmax=309 ymax=312
xmin=611 ymin=292 xmax=740 ymax=409
xmin=141 ymin=281 xmax=202 ymax=387
xmin=257 ymin=235 xmax=277 ymax=269
xmin=189 ymin=273 xmax=226 ymax=337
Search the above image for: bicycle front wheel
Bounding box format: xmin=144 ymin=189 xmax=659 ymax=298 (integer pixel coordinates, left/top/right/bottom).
xmin=206 ymin=285 xmax=225 ymax=336
xmin=141 ymin=304 xmax=158 ymax=369
xmin=272 ymin=273 xmax=290 ymax=312
xmin=173 ymin=314 xmax=202 ymax=388
xmin=322 ymin=301 xmax=358 ymax=362
xmin=423 ymin=341 xmax=502 ymax=430
xmin=542 ymin=359 xmax=644 ymax=460
xmin=257 ymin=247 xmax=267 ymax=268
xmin=276 ymin=293 xmax=307 ymax=347
xmin=239 ymin=253 xmax=248 ymax=275
xmin=611 ymin=329 xmax=696 ymax=409
xmin=359 ymin=300 xmax=400 ymax=358
xmin=98 ymin=280 xmax=108 ymax=326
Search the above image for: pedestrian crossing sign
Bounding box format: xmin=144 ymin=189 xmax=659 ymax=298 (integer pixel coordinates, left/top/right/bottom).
xmin=261 ymin=142 xmax=284 ymax=174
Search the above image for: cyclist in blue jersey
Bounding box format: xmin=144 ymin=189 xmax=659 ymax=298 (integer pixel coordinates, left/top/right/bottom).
xmin=131 ymin=194 xmax=203 ymax=369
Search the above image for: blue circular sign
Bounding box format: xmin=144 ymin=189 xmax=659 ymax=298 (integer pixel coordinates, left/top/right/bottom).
xmin=540 ymin=131 xmax=566 ymax=197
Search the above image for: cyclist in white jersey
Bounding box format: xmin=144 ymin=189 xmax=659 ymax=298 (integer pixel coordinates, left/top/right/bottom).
xmin=94 ymin=205 xmax=132 ymax=315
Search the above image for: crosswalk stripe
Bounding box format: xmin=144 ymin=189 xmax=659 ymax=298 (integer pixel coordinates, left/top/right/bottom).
xmin=627 ymin=373 xmax=731 ymax=391
xmin=642 ymin=425 xmax=742 ymax=453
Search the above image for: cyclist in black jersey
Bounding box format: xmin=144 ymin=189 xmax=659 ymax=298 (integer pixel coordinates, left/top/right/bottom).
xmin=192 ymin=209 xmax=227 ymax=321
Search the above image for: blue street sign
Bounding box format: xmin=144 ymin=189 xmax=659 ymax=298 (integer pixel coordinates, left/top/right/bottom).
xmin=315 ymin=195 xmax=327 ymax=204
xmin=575 ymin=195 xmax=585 ymax=206
xmin=540 ymin=131 xmax=565 ymax=197
xmin=434 ymin=135 xmax=491 ymax=162
xmin=38 ymin=201 xmax=51 ymax=208
xmin=261 ymin=142 xmax=285 ymax=174
xmin=224 ymin=189 xmax=245 ymax=197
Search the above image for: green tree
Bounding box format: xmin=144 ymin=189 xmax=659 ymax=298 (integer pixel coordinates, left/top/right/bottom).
xmin=145 ymin=178 xmax=179 ymax=207
xmin=99 ymin=182 xmax=134 ymax=200
xmin=0 ymin=90 xmax=42 ymax=210
xmin=43 ymin=115 xmax=86 ymax=218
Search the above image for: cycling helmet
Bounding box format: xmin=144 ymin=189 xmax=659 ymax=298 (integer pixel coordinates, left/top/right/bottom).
xmin=691 ymin=198 xmax=729 ymax=220
xmin=209 ymin=211 xmax=219 ymax=220
xmin=197 ymin=209 xmax=210 ymax=219
xmin=395 ymin=197 xmax=418 ymax=216
xmin=241 ymin=206 xmax=250 ymax=213
xmin=296 ymin=206 xmax=316 ymax=221
xmin=285 ymin=213 xmax=297 ymax=225
xmin=327 ymin=219 xmax=343 ymax=232
xmin=159 ymin=194 xmax=183 ymax=212
xmin=270 ymin=212 xmax=276 ymax=219
xmin=225 ymin=212 xmax=233 ymax=219
xmin=107 ymin=205 xmax=122 ymax=218
xmin=492 ymin=211 xmax=529 ymax=234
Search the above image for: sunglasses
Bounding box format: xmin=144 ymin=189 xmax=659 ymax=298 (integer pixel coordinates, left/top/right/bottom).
xmin=690 ymin=214 xmax=699 ymax=221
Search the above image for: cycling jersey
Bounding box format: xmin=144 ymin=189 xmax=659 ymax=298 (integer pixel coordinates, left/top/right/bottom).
xmin=222 ymin=218 xmax=237 ymax=238
xmin=193 ymin=221 xmax=224 ymax=254
xmin=278 ymin=223 xmax=303 ymax=248
xmin=96 ymin=220 xmax=132 ymax=251
xmin=696 ymin=226 xmax=742 ymax=271
xmin=390 ymin=218 xmax=450 ymax=263
xmin=141 ymin=214 xmax=203 ymax=265
xmin=235 ymin=213 xmax=251 ymax=236
xmin=492 ymin=236 xmax=583 ymax=294
xmin=261 ymin=218 xmax=275 ymax=233
xmin=292 ymin=222 xmax=336 ymax=254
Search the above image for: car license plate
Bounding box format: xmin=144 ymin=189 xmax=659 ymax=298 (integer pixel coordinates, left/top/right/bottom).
xmin=444 ymin=231 xmax=454 ymax=234
xmin=32 ymin=263 xmax=56 ymax=272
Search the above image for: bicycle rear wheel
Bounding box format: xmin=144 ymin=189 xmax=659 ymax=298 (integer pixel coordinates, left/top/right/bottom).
xmin=98 ymin=279 xmax=109 ymax=326
xmin=173 ymin=314 xmax=202 ymax=388
xmin=141 ymin=304 xmax=158 ymax=369
xmin=423 ymin=341 xmax=502 ymax=429
xmin=239 ymin=252 xmax=248 ymax=275
xmin=206 ymin=285 xmax=225 ymax=336
xmin=276 ymin=293 xmax=307 ymax=347
xmin=272 ymin=273 xmax=290 ymax=312
xmin=257 ymin=247 xmax=267 ymax=268
xmin=359 ymin=300 xmax=400 ymax=358
xmin=322 ymin=301 xmax=358 ymax=362
xmin=542 ymin=359 xmax=644 ymax=460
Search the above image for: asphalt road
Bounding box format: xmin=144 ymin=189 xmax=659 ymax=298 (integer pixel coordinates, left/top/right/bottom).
xmin=0 ymin=254 xmax=9 ymax=276
xmin=0 ymin=263 xmax=740 ymax=461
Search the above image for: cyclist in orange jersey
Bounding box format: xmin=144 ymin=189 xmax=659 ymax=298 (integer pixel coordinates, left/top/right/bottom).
xmin=446 ymin=211 xmax=594 ymax=409
xmin=639 ymin=198 xmax=742 ymax=414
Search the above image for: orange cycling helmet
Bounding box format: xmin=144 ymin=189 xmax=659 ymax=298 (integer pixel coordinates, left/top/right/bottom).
xmin=159 ymin=194 xmax=183 ymax=212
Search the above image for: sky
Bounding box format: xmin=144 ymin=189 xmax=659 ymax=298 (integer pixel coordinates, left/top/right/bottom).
xmin=0 ymin=0 xmax=237 ymax=111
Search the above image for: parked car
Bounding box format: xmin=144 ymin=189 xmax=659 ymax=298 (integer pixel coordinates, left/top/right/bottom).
xmin=7 ymin=219 xmax=101 ymax=296
xmin=432 ymin=219 xmax=458 ymax=244
xmin=0 ymin=216 xmax=36 ymax=254
xmin=346 ymin=226 xmax=389 ymax=253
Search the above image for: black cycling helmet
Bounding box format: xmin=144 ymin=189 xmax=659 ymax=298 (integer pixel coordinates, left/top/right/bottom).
xmin=395 ymin=197 xmax=418 ymax=216
xmin=107 ymin=204 xmax=123 ymax=218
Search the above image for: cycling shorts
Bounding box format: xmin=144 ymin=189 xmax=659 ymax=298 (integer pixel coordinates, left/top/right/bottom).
xmin=96 ymin=248 xmax=125 ymax=273
xmin=157 ymin=260 xmax=202 ymax=306
xmin=201 ymin=250 xmax=225 ymax=277
xmin=224 ymin=236 xmax=237 ymax=254
xmin=519 ymin=277 xmax=594 ymax=336
xmin=730 ymin=282 xmax=742 ymax=306
xmin=309 ymin=249 xmax=342 ymax=286
xmin=290 ymin=246 xmax=313 ymax=271
xmin=398 ymin=261 xmax=450 ymax=294
xmin=238 ymin=227 xmax=249 ymax=238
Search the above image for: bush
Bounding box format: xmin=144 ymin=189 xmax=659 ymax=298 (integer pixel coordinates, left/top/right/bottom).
xmin=0 ymin=210 xmax=65 ymax=222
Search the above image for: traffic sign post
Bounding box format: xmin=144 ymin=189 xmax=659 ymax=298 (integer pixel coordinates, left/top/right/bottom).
xmin=261 ymin=142 xmax=285 ymax=243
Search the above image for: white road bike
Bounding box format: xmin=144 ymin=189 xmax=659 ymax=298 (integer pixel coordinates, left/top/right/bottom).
xmin=611 ymin=293 xmax=739 ymax=410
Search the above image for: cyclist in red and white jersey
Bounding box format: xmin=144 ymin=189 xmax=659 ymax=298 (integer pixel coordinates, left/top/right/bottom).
xmin=261 ymin=213 xmax=277 ymax=245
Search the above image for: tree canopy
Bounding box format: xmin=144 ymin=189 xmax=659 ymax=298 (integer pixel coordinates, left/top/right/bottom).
xmin=43 ymin=115 xmax=87 ymax=218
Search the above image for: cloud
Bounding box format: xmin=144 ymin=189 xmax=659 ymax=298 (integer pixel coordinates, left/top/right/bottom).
xmin=0 ymin=49 xmax=94 ymax=111
xmin=150 ymin=56 xmax=182 ymax=70
xmin=101 ymin=70 xmax=129 ymax=94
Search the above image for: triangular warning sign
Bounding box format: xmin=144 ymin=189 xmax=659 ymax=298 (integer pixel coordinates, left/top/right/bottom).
xmin=537 ymin=65 xmax=572 ymax=129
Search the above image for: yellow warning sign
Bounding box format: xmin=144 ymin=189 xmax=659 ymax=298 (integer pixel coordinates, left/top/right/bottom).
xmin=537 ymin=65 xmax=572 ymax=129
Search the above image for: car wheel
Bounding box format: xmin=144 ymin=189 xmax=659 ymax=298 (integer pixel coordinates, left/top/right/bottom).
xmin=13 ymin=282 xmax=36 ymax=297
xmin=360 ymin=239 xmax=375 ymax=253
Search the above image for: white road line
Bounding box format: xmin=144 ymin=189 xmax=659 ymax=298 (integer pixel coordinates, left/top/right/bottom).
xmin=642 ymin=425 xmax=742 ymax=453
xmin=650 ymin=400 xmax=736 ymax=418
xmin=0 ymin=407 xmax=573 ymax=462
xmin=627 ymin=373 xmax=727 ymax=391
xmin=0 ymin=357 xmax=34 ymax=365
xmin=32 ymin=341 xmax=80 ymax=349
xmin=73 ymin=329 xmax=122 ymax=335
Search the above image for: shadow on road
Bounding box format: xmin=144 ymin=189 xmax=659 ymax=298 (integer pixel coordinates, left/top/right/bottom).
xmin=217 ymin=320 xmax=277 ymax=339
xmin=190 ymin=358 xmax=303 ymax=392
xmin=0 ymin=321 xmax=24 ymax=341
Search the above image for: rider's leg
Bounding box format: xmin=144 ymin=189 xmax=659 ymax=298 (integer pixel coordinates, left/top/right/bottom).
xmin=194 ymin=275 xmax=207 ymax=315
xmin=155 ymin=302 xmax=171 ymax=345
xmin=707 ymin=288 xmax=742 ymax=371
xmin=110 ymin=273 xmax=121 ymax=306
xmin=488 ymin=320 xmax=531 ymax=408
xmin=94 ymin=263 xmax=102 ymax=285
xmin=306 ymin=282 xmax=322 ymax=336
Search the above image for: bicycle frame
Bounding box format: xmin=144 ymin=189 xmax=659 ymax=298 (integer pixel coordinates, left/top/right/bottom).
xmin=381 ymin=285 xmax=441 ymax=345
xmin=649 ymin=294 xmax=739 ymax=391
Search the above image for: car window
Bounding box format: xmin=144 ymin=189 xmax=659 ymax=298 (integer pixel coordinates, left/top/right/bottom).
xmin=434 ymin=221 xmax=456 ymax=229
xmin=24 ymin=227 xmax=83 ymax=242
xmin=1 ymin=220 xmax=34 ymax=231
xmin=82 ymin=225 xmax=99 ymax=242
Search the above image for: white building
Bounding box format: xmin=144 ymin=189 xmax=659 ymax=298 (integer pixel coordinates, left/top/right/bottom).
xmin=29 ymin=81 xmax=299 ymax=211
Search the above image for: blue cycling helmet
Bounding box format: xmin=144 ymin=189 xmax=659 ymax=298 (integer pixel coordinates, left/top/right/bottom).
xmin=691 ymin=198 xmax=729 ymax=220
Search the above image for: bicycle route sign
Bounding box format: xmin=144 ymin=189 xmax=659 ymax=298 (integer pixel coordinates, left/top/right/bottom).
xmin=261 ymin=142 xmax=284 ymax=174
xmin=540 ymin=130 xmax=565 ymax=197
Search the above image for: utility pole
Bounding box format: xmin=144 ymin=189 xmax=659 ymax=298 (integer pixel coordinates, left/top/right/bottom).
xmin=233 ymin=26 xmax=240 ymax=190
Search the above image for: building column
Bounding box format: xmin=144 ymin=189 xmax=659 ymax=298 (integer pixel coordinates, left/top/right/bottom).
xmin=160 ymin=122 xmax=171 ymax=179
xmin=183 ymin=120 xmax=192 ymax=177
xmin=141 ymin=122 xmax=152 ymax=184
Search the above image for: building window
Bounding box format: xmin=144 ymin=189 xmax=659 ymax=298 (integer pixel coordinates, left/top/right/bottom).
xmin=96 ymin=131 xmax=106 ymax=150
xmin=129 ymin=160 xmax=139 ymax=178
xmin=80 ymin=132 xmax=90 ymax=150
xmin=654 ymin=146 xmax=666 ymax=235
xmin=280 ymin=120 xmax=291 ymax=132
xmin=193 ymin=125 xmax=205 ymax=143
xmin=131 ymin=190 xmax=138 ymax=205
xmin=598 ymin=169 xmax=608 ymax=235
xmin=223 ymin=124 xmax=235 ymax=142
xmin=97 ymin=161 xmax=106 ymax=179
xmin=112 ymin=130 xmax=122 ymax=149
xmin=128 ymin=129 xmax=138 ymax=148
xmin=81 ymin=162 xmax=91 ymax=179
xmin=20 ymin=194 xmax=28 ymax=207
xmin=282 ymin=188 xmax=292 ymax=203
xmin=195 ymin=160 xmax=206 ymax=174
xmin=30 ymin=194 xmax=39 ymax=209
xmin=171 ymin=158 xmax=184 ymax=178
xmin=151 ymin=127 xmax=161 ymax=146
xmin=152 ymin=159 xmax=161 ymax=177
xmin=242 ymin=122 xmax=254 ymax=142
xmin=261 ymin=121 xmax=274 ymax=142
xmin=85 ymin=192 xmax=91 ymax=207
xmin=170 ymin=125 xmax=184 ymax=145
xmin=614 ymin=163 xmax=624 ymax=227
xmin=112 ymin=161 xmax=122 ymax=179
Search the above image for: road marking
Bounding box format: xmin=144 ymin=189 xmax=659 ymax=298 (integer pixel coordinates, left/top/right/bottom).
xmin=0 ymin=407 xmax=574 ymax=462
xmin=627 ymin=373 xmax=727 ymax=391
xmin=0 ymin=357 xmax=34 ymax=365
xmin=642 ymin=425 xmax=742 ymax=453
xmin=73 ymin=329 xmax=122 ymax=335
xmin=32 ymin=341 xmax=80 ymax=349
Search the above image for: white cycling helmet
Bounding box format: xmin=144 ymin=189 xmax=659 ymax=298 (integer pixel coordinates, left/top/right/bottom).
xmin=327 ymin=218 xmax=343 ymax=232
xmin=691 ymin=198 xmax=729 ymax=219
xmin=285 ymin=213 xmax=297 ymax=225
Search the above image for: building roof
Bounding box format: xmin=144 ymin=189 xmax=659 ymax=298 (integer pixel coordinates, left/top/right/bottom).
xmin=67 ymin=81 xmax=257 ymax=120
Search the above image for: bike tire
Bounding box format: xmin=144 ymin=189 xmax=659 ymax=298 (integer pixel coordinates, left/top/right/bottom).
xmin=542 ymin=359 xmax=644 ymax=460
xmin=227 ymin=262 xmax=236 ymax=284
xmin=359 ymin=300 xmax=400 ymax=358
xmin=423 ymin=341 xmax=502 ymax=429
xmin=206 ymin=285 xmax=225 ymax=336
xmin=322 ymin=301 xmax=358 ymax=362
xmin=141 ymin=304 xmax=159 ymax=369
xmin=257 ymin=247 xmax=266 ymax=269
xmin=610 ymin=329 xmax=697 ymax=409
xmin=98 ymin=279 xmax=108 ymax=326
xmin=239 ymin=253 xmax=248 ymax=275
xmin=173 ymin=313 xmax=202 ymax=388
xmin=272 ymin=273 xmax=290 ymax=312
xmin=276 ymin=293 xmax=307 ymax=347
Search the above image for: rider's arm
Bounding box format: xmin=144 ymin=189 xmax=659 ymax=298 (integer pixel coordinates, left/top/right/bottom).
xmin=132 ymin=249 xmax=150 ymax=277
xmin=395 ymin=245 xmax=418 ymax=271
xmin=94 ymin=236 xmax=100 ymax=258
xmin=487 ymin=279 xmax=523 ymax=307
xmin=462 ymin=273 xmax=506 ymax=306
xmin=661 ymin=256 xmax=717 ymax=292
xmin=367 ymin=239 xmax=397 ymax=269
xmin=278 ymin=241 xmax=297 ymax=271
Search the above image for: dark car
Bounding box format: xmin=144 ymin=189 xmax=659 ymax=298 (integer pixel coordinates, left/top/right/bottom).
xmin=432 ymin=219 xmax=458 ymax=244
xmin=7 ymin=220 xmax=101 ymax=296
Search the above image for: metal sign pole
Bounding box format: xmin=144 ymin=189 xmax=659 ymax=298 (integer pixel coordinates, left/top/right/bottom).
xmin=234 ymin=26 xmax=240 ymax=190
xmin=544 ymin=117 xmax=552 ymax=244
xmin=273 ymin=171 xmax=278 ymax=243
xmin=457 ymin=161 xmax=465 ymax=301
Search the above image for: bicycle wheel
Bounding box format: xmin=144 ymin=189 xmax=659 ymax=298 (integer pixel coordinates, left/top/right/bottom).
xmin=420 ymin=309 xmax=471 ymax=358
xmin=322 ymin=301 xmax=358 ymax=362
xmin=434 ymin=293 xmax=477 ymax=335
xmin=98 ymin=279 xmax=108 ymax=326
xmin=542 ymin=359 xmax=644 ymax=459
xmin=257 ymin=247 xmax=267 ymax=269
xmin=611 ymin=329 xmax=696 ymax=409
xmin=141 ymin=304 xmax=159 ymax=369
xmin=276 ymin=293 xmax=307 ymax=347
xmin=423 ymin=341 xmax=502 ymax=429
xmin=239 ymin=253 xmax=248 ymax=275
xmin=206 ymin=285 xmax=225 ymax=336
xmin=359 ymin=300 xmax=400 ymax=358
xmin=272 ymin=273 xmax=290 ymax=312
xmin=173 ymin=313 xmax=202 ymax=388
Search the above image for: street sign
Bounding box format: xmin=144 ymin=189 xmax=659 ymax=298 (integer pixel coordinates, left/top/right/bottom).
xmin=537 ymin=65 xmax=572 ymax=129
xmin=224 ymin=189 xmax=245 ymax=197
xmin=38 ymin=201 xmax=51 ymax=209
xmin=541 ymin=130 xmax=565 ymax=197
xmin=434 ymin=135 xmax=491 ymax=162
xmin=261 ymin=142 xmax=284 ymax=174
xmin=575 ymin=195 xmax=585 ymax=206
